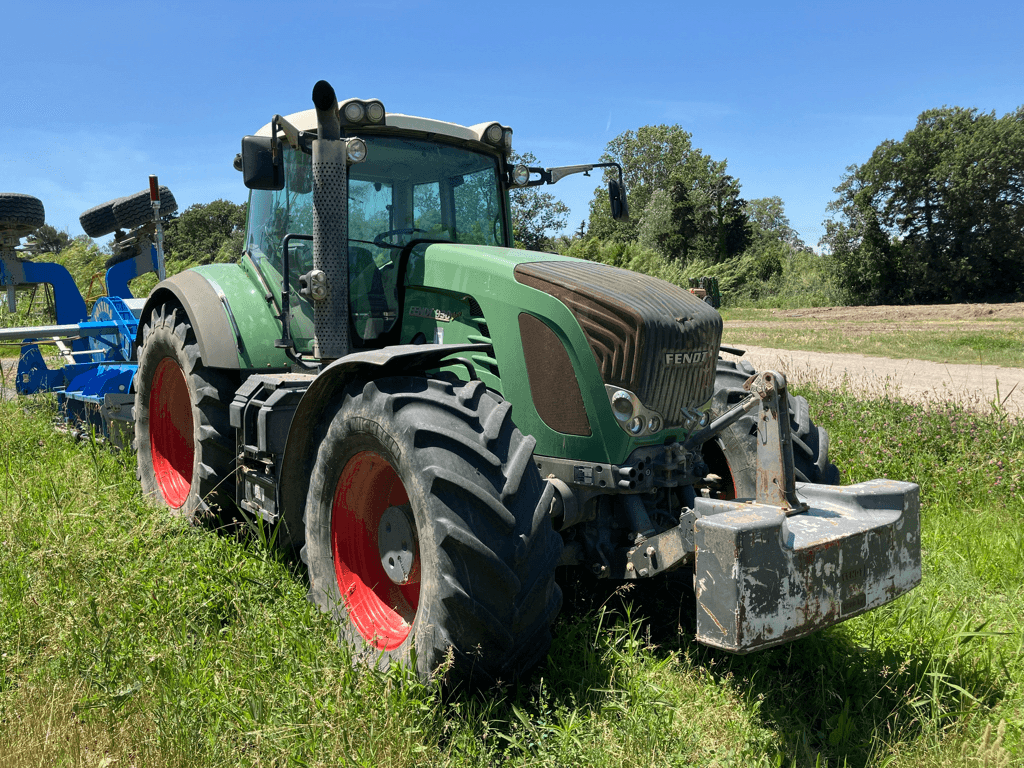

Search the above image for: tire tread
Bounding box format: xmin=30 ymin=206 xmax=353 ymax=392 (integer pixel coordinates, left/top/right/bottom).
xmin=0 ymin=193 xmax=46 ymax=237
xmin=113 ymin=187 xmax=178 ymax=231
xmin=302 ymin=376 xmax=562 ymax=683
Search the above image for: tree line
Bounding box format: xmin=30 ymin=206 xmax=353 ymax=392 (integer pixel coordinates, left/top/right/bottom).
xmin=822 ymin=106 xmax=1024 ymax=304
xmin=523 ymin=106 xmax=1023 ymax=306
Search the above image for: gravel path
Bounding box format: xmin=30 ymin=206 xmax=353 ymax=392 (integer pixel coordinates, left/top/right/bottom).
xmin=728 ymin=345 xmax=1024 ymax=416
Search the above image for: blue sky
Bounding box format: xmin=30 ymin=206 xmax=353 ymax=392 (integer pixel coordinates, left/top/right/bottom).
xmin=5 ymin=1 xmax=1022 ymax=250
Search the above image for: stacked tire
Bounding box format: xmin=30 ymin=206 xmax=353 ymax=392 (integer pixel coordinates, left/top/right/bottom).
xmin=79 ymin=186 xmax=178 ymax=238
xmin=0 ymin=193 xmax=46 ymax=238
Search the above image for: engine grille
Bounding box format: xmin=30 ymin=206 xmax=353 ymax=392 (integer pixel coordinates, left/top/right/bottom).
xmin=515 ymin=260 xmax=722 ymax=427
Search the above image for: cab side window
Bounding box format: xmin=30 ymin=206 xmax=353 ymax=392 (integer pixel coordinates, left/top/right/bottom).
xmin=245 ymin=147 xmax=313 ymax=276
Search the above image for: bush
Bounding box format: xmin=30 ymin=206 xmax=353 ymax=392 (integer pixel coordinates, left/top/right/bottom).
xmin=563 ymin=236 xmax=839 ymax=309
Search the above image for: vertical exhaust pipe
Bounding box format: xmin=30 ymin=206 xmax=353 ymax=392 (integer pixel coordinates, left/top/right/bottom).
xmin=310 ymin=80 xmax=350 ymax=360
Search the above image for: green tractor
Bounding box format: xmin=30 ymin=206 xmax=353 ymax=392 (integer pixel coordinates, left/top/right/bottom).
xmin=129 ymin=80 xmax=920 ymax=682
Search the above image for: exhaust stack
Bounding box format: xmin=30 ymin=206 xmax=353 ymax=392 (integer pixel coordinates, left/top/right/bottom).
xmin=310 ymin=80 xmax=350 ymax=360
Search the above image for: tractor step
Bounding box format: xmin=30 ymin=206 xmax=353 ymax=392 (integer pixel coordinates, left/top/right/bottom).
xmin=230 ymin=372 xmax=313 ymax=524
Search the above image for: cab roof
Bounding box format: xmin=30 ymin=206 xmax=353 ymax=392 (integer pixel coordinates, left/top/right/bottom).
xmin=255 ymin=107 xmax=507 ymax=148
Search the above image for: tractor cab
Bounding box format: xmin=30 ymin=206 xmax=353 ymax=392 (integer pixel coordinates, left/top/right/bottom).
xmin=242 ymin=107 xmax=513 ymax=354
xmin=239 ymin=94 xmax=628 ymax=359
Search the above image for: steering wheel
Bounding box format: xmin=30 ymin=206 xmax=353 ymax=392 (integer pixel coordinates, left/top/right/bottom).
xmin=373 ymin=228 xmax=429 ymax=250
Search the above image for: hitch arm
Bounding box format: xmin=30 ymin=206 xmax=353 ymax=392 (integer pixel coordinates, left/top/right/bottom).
xmin=682 ymin=387 xmax=761 ymax=453
xmin=748 ymin=370 xmax=807 ymax=512
xmin=682 ymin=370 xmax=806 ymax=511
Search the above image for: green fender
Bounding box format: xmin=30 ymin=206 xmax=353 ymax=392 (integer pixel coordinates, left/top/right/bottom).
xmin=275 ymin=343 xmax=490 ymax=551
xmin=136 ymin=262 xmax=291 ymax=371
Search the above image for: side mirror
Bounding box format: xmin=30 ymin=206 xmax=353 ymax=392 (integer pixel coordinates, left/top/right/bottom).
xmin=241 ymin=135 xmax=284 ymax=191
xmin=609 ymin=179 xmax=630 ymax=222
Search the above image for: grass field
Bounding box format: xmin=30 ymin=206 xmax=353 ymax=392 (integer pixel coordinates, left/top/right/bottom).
xmin=2 ymin=379 xmax=1021 ymax=767
xmin=721 ymin=308 xmax=1024 ymax=369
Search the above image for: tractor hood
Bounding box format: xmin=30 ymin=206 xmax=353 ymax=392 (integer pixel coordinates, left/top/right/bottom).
xmin=514 ymin=259 xmax=723 ymax=428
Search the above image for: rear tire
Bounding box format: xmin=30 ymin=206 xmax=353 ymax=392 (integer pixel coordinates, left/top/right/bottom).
xmin=705 ymin=358 xmax=840 ymax=499
xmin=302 ymin=377 xmax=562 ymax=684
xmin=133 ymin=304 xmax=237 ymax=521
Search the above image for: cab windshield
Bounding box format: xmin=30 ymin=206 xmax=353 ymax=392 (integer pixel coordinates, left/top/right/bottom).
xmin=246 ymin=136 xmax=506 ymax=344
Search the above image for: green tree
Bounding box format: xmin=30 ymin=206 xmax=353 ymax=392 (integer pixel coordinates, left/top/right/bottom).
xmin=822 ymin=106 xmax=1024 ymax=304
xmin=162 ymin=199 xmax=247 ymax=265
xmin=745 ymin=196 xmax=804 ymax=250
xmin=508 ymin=150 xmax=570 ymax=252
xmin=741 ymin=197 xmax=806 ymax=289
xmin=638 ymin=178 xmax=699 ymax=260
xmin=705 ymin=170 xmax=751 ymax=262
xmin=587 ymin=125 xmax=750 ymax=263
xmin=588 ymin=124 xmax=708 ymax=242
xmin=26 ymin=224 xmax=72 ymax=254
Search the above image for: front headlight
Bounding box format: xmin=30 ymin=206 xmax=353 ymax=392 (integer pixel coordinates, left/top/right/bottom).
xmin=346 ymin=138 xmax=367 ymax=164
xmin=611 ymin=389 xmax=635 ymax=422
xmin=605 ymin=385 xmax=665 ymax=438
xmin=343 ymin=101 xmax=366 ymax=123
xmin=485 ymin=123 xmax=503 ymax=144
xmin=512 ymin=164 xmax=530 ymax=186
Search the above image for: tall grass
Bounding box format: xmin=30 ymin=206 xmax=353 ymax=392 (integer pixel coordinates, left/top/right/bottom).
xmin=1 ymin=383 xmax=1021 ymax=766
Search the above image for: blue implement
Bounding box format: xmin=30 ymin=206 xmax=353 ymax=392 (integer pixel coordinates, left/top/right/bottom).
xmin=105 ymin=245 xmax=161 ymax=300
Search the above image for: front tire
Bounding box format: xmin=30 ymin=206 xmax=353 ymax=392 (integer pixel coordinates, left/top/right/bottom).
xmin=133 ymin=304 xmax=237 ymax=520
xmin=302 ymin=377 xmax=562 ymax=683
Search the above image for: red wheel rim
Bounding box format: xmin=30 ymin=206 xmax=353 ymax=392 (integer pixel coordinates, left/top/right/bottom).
xmin=331 ymin=451 xmax=419 ymax=650
xmin=149 ymin=357 xmax=194 ymax=508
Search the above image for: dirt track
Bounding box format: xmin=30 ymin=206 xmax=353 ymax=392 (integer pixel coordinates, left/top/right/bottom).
xmin=722 ymin=303 xmax=1024 ymax=415
xmin=724 ymin=345 xmax=1024 ymax=416
xmin=729 ymin=302 xmax=1024 ymax=326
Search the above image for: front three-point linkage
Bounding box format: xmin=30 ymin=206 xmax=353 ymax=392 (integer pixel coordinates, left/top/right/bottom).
xmin=682 ymin=369 xmax=806 ymax=510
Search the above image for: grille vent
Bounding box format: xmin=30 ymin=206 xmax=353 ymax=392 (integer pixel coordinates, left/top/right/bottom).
xmin=515 ymin=260 xmax=722 ymax=426
xmin=465 ymin=296 xmax=499 ymax=378
xmin=519 ymin=313 xmax=591 ymax=436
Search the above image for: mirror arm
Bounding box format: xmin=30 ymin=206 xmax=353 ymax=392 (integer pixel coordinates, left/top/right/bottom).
xmin=523 ymin=161 xmax=625 ymax=187
xmin=272 ymin=115 xmax=306 ymax=151
xmin=269 ymin=115 xmax=314 ymax=169
xmin=524 ymin=166 xmax=551 ymax=187
xmin=591 ymin=161 xmax=625 ymax=187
